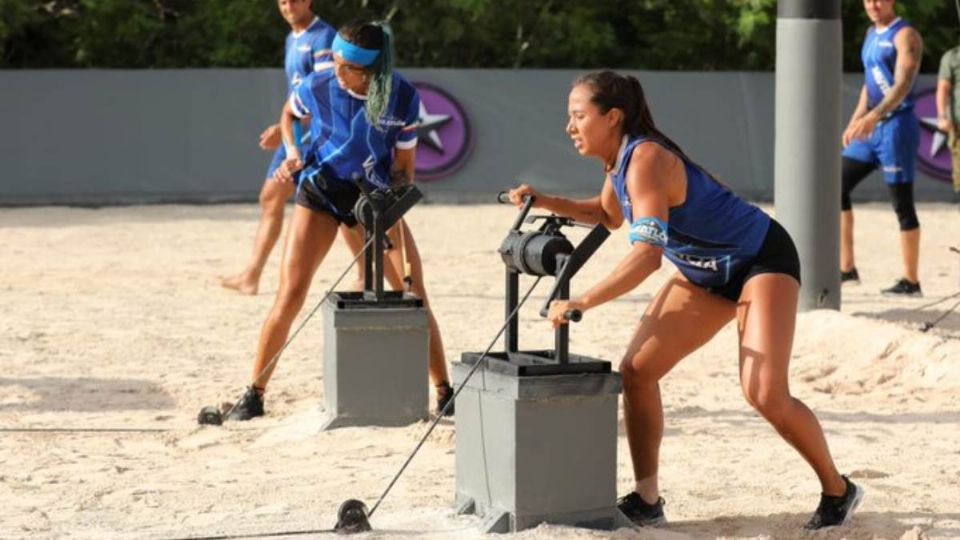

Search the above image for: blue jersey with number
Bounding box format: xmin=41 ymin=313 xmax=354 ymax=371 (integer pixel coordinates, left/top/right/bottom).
xmin=861 ymin=18 xmax=915 ymax=113
xmin=611 ymin=136 xmax=770 ymax=288
xmin=264 ymin=17 xmax=334 ymax=181
xmin=284 ymin=17 xmax=335 ymax=91
xmin=289 ymin=70 xmax=420 ymax=189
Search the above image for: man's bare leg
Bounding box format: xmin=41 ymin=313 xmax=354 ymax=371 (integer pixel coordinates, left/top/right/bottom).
xmin=220 ymin=180 xmax=296 ymax=295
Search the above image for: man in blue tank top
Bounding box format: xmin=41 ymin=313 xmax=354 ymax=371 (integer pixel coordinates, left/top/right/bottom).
xmin=219 ymin=0 xmax=335 ymax=295
xmin=840 ymin=0 xmax=923 ymax=296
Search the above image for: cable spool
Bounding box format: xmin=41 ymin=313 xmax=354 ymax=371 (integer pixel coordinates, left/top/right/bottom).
xmin=353 ymin=188 xmax=397 ymax=230
xmin=499 ymin=230 xmax=573 ymax=277
xmin=353 ymin=184 xmax=421 ymax=232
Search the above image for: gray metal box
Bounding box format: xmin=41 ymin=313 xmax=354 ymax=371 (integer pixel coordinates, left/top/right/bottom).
xmin=321 ymin=294 xmax=429 ymax=429
xmin=453 ymin=357 xmax=623 ymax=533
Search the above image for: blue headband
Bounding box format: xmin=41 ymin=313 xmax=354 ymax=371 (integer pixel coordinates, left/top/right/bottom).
xmin=332 ymin=33 xmax=380 ymax=67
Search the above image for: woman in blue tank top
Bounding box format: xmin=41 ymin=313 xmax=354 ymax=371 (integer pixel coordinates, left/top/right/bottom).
xmin=222 ymin=21 xmax=455 ymax=422
xmin=507 ymin=70 xmax=861 ymax=530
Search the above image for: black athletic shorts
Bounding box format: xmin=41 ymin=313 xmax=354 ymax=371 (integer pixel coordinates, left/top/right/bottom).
xmin=295 ymin=177 xmax=362 ymax=228
xmin=707 ymin=219 xmax=801 ymax=302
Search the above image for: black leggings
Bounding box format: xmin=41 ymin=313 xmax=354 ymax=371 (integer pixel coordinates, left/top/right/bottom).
xmin=841 ymin=157 xmax=919 ymax=231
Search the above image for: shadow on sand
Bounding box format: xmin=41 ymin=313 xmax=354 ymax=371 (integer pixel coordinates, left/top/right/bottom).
xmin=0 ymin=377 xmax=175 ymax=413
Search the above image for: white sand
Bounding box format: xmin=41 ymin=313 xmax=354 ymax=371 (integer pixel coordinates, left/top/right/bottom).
xmin=0 ymin=202 xmax=958 ymax=540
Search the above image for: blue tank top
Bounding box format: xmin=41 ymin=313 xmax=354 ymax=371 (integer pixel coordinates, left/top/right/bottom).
xmin=284 ymin=17 xmax=335 ymax=91
xmin=611 ymin=136 xmax=771 ymax=288
xmin=861 ymin=18 xmax=915 ymax=113
xmin=289 ymin=70 xmax=420 ymax=189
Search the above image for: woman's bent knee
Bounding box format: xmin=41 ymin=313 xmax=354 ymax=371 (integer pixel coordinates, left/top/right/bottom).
xmin=260 ymin=181 xmax=293 ymax=209
xmin=619 ymin=356 xmax=661 ymax=389
xmin=743 ymin=387 xmax=793 ymax=424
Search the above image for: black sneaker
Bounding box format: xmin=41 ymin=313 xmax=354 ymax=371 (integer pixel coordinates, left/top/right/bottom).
xmin=881 ymin=278 xmax=922 ymax=297
xmin=436 ymin=382 xmax=455 ymax=417
xmin=224 ymin=387 xmax=264 ymax=421
xmin=804 ymin=476 xmax=864 ymax=530
xmin=840 ymin=268 xmax=860 ymax=285
xmin=617 ymin=492 xmax=667 ymax=527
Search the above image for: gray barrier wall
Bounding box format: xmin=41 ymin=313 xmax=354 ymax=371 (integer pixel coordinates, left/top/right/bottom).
xmin=0 ymin=70 xmax=951 ymax=205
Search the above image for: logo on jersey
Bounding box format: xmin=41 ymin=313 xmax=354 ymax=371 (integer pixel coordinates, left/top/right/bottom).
xmin=914 ymin=87 xmax=952 ymax=183
xmin=412 ymin=82 xmax=472 ymax=181
xmin=378 ymin=117 xmax=407 ymax=128
xmin=673 ymin=252 xmax=720 ymax=272
xmin=362 ymin=154 xmax=387 ymax=188
xmin=870 ymin=66 xmax=892 ymax=97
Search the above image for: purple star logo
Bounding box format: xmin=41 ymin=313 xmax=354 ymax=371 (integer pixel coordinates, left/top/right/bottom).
xmin=413 ymin=82 xmax=472 ymax=181
xmin=914 ymin=87 xmax=952 ymax=183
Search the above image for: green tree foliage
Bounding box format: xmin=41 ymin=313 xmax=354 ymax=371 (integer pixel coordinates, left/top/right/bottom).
xmin=1 ymin=1 xmax=77 ymax=66
xmin=842 ymin=0 xmax=957 ymax=74
xmin=0 ymin=0 xmax=957 ymax=71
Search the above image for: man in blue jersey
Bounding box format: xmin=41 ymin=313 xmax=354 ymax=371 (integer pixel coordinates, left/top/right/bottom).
xmin=840 ymin=0 xmax=923 ymax=296
xmin=219 ymin=0 xmax=335 ymax=295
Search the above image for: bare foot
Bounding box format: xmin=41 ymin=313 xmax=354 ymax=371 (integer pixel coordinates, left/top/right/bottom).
xmin=218 ymin=273 xmax=258 ymax=295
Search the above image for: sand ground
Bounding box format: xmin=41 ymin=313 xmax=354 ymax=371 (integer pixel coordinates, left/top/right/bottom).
xmin=1 ymin=202 xmax=958 ymax=540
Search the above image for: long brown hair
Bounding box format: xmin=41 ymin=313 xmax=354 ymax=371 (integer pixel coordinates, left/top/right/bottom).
xmin=575 ymin=70 xmax=725 ymax=185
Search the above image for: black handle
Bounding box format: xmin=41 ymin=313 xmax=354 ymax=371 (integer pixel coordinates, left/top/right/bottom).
xmin=563 ymin=309 xmax=582 ymax=322
xmin=508 ymin=194 xmax=536 ymax=232
xmin=497 ymin=190 xmax=535 ymax=205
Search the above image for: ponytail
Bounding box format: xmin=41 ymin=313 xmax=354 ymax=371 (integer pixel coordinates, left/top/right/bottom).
xmin=337 ymin=20 xmax=395 ymax=130
xmin=365 ymin=21 xmax=395 ymax=130
xmin=619 ymin=74 xmax=688 ymax=161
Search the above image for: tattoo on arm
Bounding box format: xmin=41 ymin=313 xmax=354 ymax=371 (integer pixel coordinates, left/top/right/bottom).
xmin=390 ymin=165 xmax=410 ymax=186
xmin=872 ymin=30 xmax=922 ymax=118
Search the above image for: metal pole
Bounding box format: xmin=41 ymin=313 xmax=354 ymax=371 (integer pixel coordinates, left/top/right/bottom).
xmin=363 ymin=229 xmax=374 ymax=294
xmin=555 ymin=276 xmax=569 ymax=364
xmin=374 ymin=211 xmax=385 ymax=300
xmin=505 ymin=269 xmax=519 ymax=353
xmin=775 ymin=0 xmax=842 ymax=310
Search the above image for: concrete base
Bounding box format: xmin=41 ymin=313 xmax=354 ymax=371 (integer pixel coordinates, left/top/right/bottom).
xmin=453 ymin=355 xmax=623 ymax=533
xmin=321 ymin=292 xmax=428 ymax=429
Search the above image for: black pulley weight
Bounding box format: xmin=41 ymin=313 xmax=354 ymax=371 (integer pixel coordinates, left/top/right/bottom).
xmin=334 ymin=499 xmax=372 ymax=534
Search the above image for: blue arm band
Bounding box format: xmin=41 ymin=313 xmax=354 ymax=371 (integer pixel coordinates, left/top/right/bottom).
xmin=292 ymin=120 xmax=303 ymax=146
xmin=332 ymin=34 xmax=380 ymax=67
xmin=628 ymin=217 xmax=668 ymax=247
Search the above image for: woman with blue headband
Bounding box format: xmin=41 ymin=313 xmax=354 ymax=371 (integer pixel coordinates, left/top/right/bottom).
xmin=225 ymin=20 xmax=454 ymax=421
